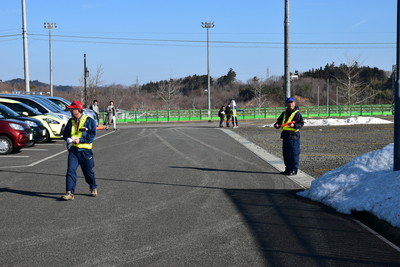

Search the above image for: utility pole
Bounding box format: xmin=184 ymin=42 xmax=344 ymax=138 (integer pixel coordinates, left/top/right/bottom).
xmin=201 ymin=21 xmax=215 ymax=120
xmin=44 ymin=22 xmax=56 ymax=96
xmin=284 ymin=0 xmax=290 ymax=100
xmin=327 ymin=77 xmax=330 ymax=107
xmin=394 ymin=0 xmax=400 ymax=171
xmin=83 ymin=54 xmax=89 ymax=108
xmin=21 ymin=0 xmax=30 ymax=92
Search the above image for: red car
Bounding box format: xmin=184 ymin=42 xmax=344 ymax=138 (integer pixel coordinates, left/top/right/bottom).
xmin=0 ymin=115 xmax=33 ymax=155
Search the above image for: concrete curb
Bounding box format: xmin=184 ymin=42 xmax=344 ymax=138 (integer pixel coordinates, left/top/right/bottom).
xmin=221 ymin=128 xmax=315 ymax=189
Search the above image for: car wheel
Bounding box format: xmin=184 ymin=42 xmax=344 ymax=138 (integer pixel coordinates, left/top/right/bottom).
xmin=12 ymin=147 xmax=22 ymax=153
xmin=39 ymin=129 xmax=51 ymax=143
xmin=0 ymin=136 xmax=13 ymax=155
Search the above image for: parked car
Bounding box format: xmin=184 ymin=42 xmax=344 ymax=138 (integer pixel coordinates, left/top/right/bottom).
xmin=42 ymin=96 xmax=97 ymax=121
xmin=30 ymin=95 xmax=71 ymax=118
xmin=0 ymin=115 xmax=33 ymax=154
xmin=0 ymin=98 xmax=65 ymax=142
xmin=0 ymin=94 xmax=69 ymax=124
xmin=0 ymin=103 xmax=46 ymax=143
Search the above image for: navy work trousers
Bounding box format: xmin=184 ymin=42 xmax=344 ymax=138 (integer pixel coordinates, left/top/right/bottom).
xmin=282 ymin=138 xmax=300 ymax=172
xmin=66 ymin=148 xmax=97 ymax=193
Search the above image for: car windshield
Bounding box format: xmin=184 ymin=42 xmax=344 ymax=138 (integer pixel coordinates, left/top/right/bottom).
xmin=1 ymin=102 xmax=42 ymax=116
xmin=33 ymin=97 xmax=63 ymax=112
xmin=48 ymin=98 xmax=68 ymax=110
xmin=0 ymin=104 xmax=20 ymax=118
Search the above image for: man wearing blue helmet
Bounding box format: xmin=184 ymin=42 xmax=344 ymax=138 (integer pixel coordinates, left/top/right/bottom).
xmin=274 ymin=97 xmax=304 ymax=176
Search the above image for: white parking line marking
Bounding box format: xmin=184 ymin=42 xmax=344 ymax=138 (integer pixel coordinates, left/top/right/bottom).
xmin=23 ymin=149 xmax=49 ymax=151
xmin=36 ymin=143 xmax=63 ymax=146
xmin=0 ymin=156 xmax=29 ymax=158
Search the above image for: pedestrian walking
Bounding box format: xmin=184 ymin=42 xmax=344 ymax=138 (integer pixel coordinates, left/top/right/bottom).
xmin=61 ymin=100 xmax=98 ymax=200
xmin=274 ymin=97 xmax=304 ymax=176
xmin=106 ymin=101 xmax=117 ymax=130
xmin=218 ymin=105 xmax=226 ymax=127
xmin=225 ymin=104 xmax=232 ymax=127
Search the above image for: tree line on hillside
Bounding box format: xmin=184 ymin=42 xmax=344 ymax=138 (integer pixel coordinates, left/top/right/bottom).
xmin=0 ymin=59 xmax=394 ymax=111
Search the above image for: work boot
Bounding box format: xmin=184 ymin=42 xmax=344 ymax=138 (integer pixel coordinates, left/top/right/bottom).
xmin=61 ymin=191 xmax=74 ymax=201
xmin=289 ymin=170 xmax=298 ymax=176
xmin=90 ymin=189 xmax=98 ymax=197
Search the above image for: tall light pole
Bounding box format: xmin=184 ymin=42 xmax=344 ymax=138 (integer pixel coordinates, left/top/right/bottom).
xmin=201 ymin=21 xmax=215 ymax=120
xmin=284 ymin=0 xmax=291 ymax=101
xmin=83 ymin=54 xmax=89 ymax=108
xmin=21 ymin=0 xmax=30 ymax=92
xmin=44 ymin=22 xmax=56 ymax=96
xmin=394 ymin=0 xmax=400 ymax=171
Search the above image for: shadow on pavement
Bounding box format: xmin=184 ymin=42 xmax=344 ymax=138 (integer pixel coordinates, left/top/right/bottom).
xmin=224 ymin=188 xmax=400 ymax=266
xmin=0 ymin=187 xmax=61 ymax=200
xmin=170 ymin=166 xmax=277 ymax=175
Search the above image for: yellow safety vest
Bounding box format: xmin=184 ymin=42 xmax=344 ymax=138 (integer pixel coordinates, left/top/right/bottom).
xmin=232 ymin=109 xmax=237 ymax=117
xmin=71 ymin=115 xmax=93 ymax=149
xmin=282 ymin=110 xmax=299 ymax=132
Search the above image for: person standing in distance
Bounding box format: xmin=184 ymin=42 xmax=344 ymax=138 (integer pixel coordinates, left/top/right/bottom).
xmin=274 ymin=97 xmax=304 ymax=176
xmin=106 ymin=101 xmax=117 ymax=130
xmin=61 ymin=100 xmax=98 ymax=200
xmin=218 ymin=105 xmax=226 ymax=128
xmin=225 ymin=104 xmax=232 ymax=127
xmin=89 ymin=99 xmax=100 ymax=125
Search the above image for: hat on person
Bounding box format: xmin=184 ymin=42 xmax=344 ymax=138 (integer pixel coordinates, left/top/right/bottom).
xmin=67 ymin=101 xmax=84 ymax=110
xmin=285 ymin=97 xmax=295 ymax=103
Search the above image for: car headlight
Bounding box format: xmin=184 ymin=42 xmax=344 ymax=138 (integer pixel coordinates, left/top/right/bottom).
xmin=44 ymin=118 xmax=60 ymax=124
xmin=10 ymin=123 xmax=25 ymax=130
xmin=57 ymin=114 xmax=68 ymax=121
xmin=26 ymin=121 xmax=38 ymax=127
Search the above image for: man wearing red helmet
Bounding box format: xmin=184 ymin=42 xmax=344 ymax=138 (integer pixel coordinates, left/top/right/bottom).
xmin=61 ymin=100 xmax=98 ymax=200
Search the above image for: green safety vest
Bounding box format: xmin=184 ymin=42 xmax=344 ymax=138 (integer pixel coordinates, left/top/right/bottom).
xmin=282 ymin=110 xmax=299 ymax=132
xmin=71 ymin=115 xmax=93 ymax=149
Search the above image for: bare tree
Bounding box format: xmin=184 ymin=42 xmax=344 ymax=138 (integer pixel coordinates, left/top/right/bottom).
xmin=334 ymin=58 xmax=376 ymax=105
xmin=250 ymin=76 xmax=267 ymax=110
xmin=79 ymin=65 xmax=104 ymax=106
xmin=87 ymin=65 xmax=104 ymax=101
xmin=156 ymin=79 xmax=182 ymax=110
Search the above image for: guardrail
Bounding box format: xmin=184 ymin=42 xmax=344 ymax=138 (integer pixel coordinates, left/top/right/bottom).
xmin=99 ymin=104 xmax=393 ymax=123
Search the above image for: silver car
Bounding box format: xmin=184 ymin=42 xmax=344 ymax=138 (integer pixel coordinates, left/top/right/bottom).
xmin=0 ymin=94 xmax=69 ymax=124
xmin=43 ymin=96 xmax=97 ymax=122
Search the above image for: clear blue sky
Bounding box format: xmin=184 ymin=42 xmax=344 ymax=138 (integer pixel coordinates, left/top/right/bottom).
xmin=0 ymin=0 xmax=396 ymax=86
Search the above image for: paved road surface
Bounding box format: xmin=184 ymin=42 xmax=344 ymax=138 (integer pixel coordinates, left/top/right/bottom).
xmin=0 ymin=125 xmax=399 ymax=266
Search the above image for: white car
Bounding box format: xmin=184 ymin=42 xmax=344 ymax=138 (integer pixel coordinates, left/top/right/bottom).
xmin=44 ymin=96 xmax=98 ymax=123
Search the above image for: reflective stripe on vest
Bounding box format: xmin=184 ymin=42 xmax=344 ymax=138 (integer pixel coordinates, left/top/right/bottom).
xmin=282 ymin=110 xmax=299 ymax=132
xmin=71 ymin=115 xmax=93 ymax=149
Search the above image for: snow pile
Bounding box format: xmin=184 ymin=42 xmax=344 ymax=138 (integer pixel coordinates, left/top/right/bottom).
xmin=261 ymin=116 xmax=393 ymax=127
xmin=298 ymin=143 xmax=400 ymax=227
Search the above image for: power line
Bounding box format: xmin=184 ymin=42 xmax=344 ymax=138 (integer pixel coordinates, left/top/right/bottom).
xmin=2 ymin=32 xmax=395 ymax=48
xmin=25 ymin=33 xmax=394 ymax=45
xmin=28 ymin=37 xmax=394 ymax=49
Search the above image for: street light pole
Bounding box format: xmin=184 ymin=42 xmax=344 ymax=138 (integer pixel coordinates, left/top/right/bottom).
xmin=201 ymin=21 xmax=215 ymax=120
xmin=44 ymin=22 xmax=56 ymax=96
xmin=394 ymin=0 xmax=400 ymax=171
xmin=21 ymin=0 xmax=30 ymax=92
xmin=284 ymin=0 xmax=291 ymax=100
xmin=83 ymin=54 xmax=89 ymax=108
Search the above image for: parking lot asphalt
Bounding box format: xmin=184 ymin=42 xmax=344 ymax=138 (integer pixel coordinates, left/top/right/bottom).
xmin=0 ymin=124 xmax=399 ymax=266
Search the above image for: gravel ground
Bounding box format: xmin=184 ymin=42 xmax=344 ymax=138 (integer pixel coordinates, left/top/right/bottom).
xmin=233 ymin=116 xmax=394 ymax=178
